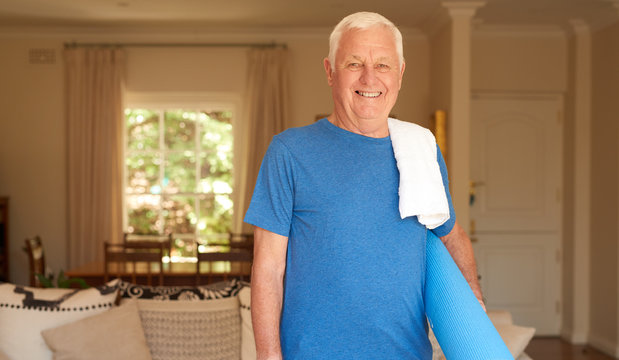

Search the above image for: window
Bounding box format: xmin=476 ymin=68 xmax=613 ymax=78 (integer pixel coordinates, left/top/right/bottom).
xmin=124 ymin=107 xmax=234 ymax=262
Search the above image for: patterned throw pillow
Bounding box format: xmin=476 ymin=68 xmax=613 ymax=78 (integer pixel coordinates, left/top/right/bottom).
xmin=125 ymin=296 xmax=242 ymax=360
xmin=119 ymin=278 xmax=243 ymax=301
xmin=0 ymin=280 xmax=119 ymax=360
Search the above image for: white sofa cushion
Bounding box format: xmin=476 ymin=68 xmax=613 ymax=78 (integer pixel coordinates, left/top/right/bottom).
xmin=41 ymin=300 xmax=151 ymax=360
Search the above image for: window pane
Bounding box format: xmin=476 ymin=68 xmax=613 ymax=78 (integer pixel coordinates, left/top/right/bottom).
xmin=126 ymin=153 xmax=160 ymax=194
xmin=199 ymin=110 xmax=232 ymax=148
xmin=198 ymin=194 xmax=232 ymax=242
xmin=170 ymin=235 xmax=196 ymax=260
xmin=164 ymin=152 xmax=196 ymax=194
xmin=199 ymin=110 xmax=233 ymax=194
xmin=126 ymin=109 xmax=159 ymax=151
xmin=165 ymin=110 xmax=197 ymax=151
xmin=162 ymin=195 xmax=196 ymax=234
xmin=126 ymin=195 xmax=161 ymax=234
xmin=199 ymin=152 xmax=233 ymax=194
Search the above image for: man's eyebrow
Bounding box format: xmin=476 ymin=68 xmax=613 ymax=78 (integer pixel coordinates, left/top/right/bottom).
xmin=347 ymin=55 xmax=394 ymax=62
xmin=374 ymin=56 xmax=395 ymax=63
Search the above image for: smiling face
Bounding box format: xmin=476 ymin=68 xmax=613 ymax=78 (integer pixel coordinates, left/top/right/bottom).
xmin=324 ymin=25 xmax=405 ymax=136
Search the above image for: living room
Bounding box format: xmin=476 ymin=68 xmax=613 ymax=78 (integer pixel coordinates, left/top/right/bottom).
xmin=0 ymin=0 xmax=618 ymax=358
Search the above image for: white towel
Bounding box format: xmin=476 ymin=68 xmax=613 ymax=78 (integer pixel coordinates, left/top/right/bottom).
xmin=388 ymin=118 xmax=450 ymax=229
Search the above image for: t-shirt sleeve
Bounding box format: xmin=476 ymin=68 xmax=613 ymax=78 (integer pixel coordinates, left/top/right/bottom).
xmin=431 ymin=144 xmax=456 ymax=237
xmin=243 ymin=137 xmax=295 ymax=238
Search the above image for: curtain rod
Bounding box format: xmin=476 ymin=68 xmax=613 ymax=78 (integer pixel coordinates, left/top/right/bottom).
xmin=64 ymin=41 xmax=287 ymax=49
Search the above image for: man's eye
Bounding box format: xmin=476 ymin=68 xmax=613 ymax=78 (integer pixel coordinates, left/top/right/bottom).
xmin=347 ymin=63 xmax=362 ymax=69
xmin=376 ymin=64 xmax=391 ymax=71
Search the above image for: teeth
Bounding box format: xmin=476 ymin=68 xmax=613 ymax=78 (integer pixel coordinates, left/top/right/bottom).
xmin=357 ymin=91 xmax=381 ymax=98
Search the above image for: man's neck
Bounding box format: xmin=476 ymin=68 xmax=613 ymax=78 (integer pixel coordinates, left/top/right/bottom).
xmin=328 ymin=114 xmax=389 ymax=138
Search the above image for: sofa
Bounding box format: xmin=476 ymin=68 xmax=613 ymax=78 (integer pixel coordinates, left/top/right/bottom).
xmin=0 ymin=279 xmax=255 ymax=360
xmin=0 ymin=279 xmax=533 ymax=360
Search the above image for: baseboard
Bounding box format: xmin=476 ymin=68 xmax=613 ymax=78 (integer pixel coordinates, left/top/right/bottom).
xmin=588 ymin=333 xmax=619 ymax=358
xmin=560 ymin=327 xmax=588 ymax=345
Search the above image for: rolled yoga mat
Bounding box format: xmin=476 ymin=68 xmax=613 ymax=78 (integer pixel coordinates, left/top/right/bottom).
xmin=425 ymin=231 xmax=514 ymax=360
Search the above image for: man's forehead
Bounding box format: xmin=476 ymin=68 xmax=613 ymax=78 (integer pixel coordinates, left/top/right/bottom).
xmin=339 ymin=31 xmax=398 ymax=56
xmin=340 ymin=28 xmax=396 ymax=49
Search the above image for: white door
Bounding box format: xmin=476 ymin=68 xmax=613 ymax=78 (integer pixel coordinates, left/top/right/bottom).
xmin=470 ymin=93 xmax=562 ymax=335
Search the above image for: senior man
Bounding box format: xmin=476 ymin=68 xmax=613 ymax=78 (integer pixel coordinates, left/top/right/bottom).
xmin=245 ymin=11 xmax=483 ymax=360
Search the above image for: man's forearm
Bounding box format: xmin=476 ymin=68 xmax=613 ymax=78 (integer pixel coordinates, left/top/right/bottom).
xmin=251 ymin=227 xmax=288 ymax=360
xmin=440 ymin=221 xmax=484 ymax=305
xmin=251 ymin=268 xmax=284 ymax=360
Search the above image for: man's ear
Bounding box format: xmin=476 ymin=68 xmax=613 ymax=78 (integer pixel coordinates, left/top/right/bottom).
xmin=398 ymin=61 xmax=406 ymax=90
xmin=324 ymin=58 xmax=334 ymax=86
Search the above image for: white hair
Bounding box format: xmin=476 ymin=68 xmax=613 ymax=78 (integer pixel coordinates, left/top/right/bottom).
xmin=328 ymin=12 xmax=404 ymax=71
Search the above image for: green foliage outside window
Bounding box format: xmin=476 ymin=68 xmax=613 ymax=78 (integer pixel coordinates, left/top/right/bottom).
xmin=125 ymin=108 xmax=233 ymax=261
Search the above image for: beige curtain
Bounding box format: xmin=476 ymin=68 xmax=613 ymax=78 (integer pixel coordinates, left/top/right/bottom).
xmin=233 ymin=47 xmax=290 ymax=233
xmin=65 ymin=48 xmax=125 ymax=268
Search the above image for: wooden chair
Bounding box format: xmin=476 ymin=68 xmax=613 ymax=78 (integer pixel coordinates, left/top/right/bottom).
xmin=104 ymin=241 xmax=166 ymax=286
xmin=24 ymin=236 xmax=45 ymax=287
xmin=228 ymin=232 xmax=254 ymax=253
xmin=123 ymin=233 xmax=172 ymax=254
xmin=196 ymin=247 xmax=252 ymax=285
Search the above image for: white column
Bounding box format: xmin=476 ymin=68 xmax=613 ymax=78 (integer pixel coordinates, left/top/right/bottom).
xmin=441 ymin=1 xmax=485 ymax=233
xmin=568 ymin=18 xmax=591 ymax=345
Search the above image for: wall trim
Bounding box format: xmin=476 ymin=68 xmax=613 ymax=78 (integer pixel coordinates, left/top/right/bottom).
xmin=588 ymin=333 xmax=619 ymax=358
xmin=473 ymin=24 xmax=566 ymax=38
xmin=561 ymin=327 xmax=588 ymax=345
xmin=0 ymin=24 xmax=427 ymax=41
xmin=570 ymin=20 xmax=592 ymax=348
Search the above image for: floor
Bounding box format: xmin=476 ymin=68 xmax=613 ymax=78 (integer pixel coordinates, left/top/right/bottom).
xmin=526 ymin=337 xmax=616 ymax=360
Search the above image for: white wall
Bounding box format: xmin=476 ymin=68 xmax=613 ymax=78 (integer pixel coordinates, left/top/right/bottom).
xmin=0 ymin=27 xmax=430 ymax=285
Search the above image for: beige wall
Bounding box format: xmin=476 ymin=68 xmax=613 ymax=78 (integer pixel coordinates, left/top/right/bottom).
xmin=0 ymin=38 xmax=67 ymax=287
xmin=590 ymin=22 xmax=619 ymax=353
xmin=472 ymin=30 xmax=567 ymax=92
xmin=429 ymin=25 xmax=452 ymax=125
xmin=0 ymin=28 xmax=430 ymax=285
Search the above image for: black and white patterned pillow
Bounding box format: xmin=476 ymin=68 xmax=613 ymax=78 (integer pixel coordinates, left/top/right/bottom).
xmin=0 ymin=280 xmax=120 ymax=360
xmin=119 ymin=278 xmax=244 ymax=301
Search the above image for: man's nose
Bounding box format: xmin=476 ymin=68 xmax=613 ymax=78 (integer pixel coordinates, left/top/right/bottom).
xmin=359 ymin=65 xmax=378 ymax=85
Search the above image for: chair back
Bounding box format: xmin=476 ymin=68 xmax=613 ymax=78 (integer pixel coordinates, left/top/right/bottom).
xmin=104 ymin=240 xmax=166 ymax=286
xmin=123 ymin=233 xmax=172 ymax=255
xmin=24 ymin=236 xmax=45 ymax=287
xmin=196 ymin=247 xmax=252 ymax=285
xmin=228 ymin=232 xmax=254 ymax=253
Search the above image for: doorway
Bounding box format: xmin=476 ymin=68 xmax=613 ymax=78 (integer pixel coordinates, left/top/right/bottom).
xmin=470 ymin=93 xmax=563 ymax=335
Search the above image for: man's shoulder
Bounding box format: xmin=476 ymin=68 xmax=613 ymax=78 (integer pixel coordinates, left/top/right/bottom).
xmin=273 ymin=119 xmax=328 ymax=148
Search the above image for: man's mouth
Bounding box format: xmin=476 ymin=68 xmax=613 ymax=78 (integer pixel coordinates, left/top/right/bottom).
xmin=355 ymin=90 xmax=382 ymax=98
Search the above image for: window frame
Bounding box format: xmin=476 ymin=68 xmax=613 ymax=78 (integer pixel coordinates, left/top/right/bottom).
xmin=123 ymin=91 xmax=241 ymax=262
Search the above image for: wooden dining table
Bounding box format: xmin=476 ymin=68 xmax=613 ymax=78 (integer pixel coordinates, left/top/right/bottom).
xmin=65 ymin=260 xmax=252 ymax=287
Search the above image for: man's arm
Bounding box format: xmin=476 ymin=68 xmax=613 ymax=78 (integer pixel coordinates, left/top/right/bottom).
xmin=251 ymin=226 xmax=289 ymax=360
xmin=439 ymin=221 xmax=485 ymax=310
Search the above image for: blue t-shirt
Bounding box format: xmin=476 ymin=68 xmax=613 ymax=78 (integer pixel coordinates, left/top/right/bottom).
xmin=244 ymin=118 xmax=456 ymax=360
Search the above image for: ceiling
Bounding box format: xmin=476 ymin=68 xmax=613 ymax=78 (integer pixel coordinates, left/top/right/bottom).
xmin=0 ymin=0 xmax=617 ymax=31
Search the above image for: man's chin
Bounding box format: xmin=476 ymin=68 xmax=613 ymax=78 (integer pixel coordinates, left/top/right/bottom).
xmin=351 ymin=112 xmax=391 ymax=122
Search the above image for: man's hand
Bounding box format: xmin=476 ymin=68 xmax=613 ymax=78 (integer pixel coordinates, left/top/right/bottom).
xmin=251 ymin=227 xmax=289 ymax=359
xmin=439 ymin=221 xmax=486 ymax=311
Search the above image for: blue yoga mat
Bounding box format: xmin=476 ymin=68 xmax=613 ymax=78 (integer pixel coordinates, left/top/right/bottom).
xmin=425 ymin=231 xmax=514 ymax=360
